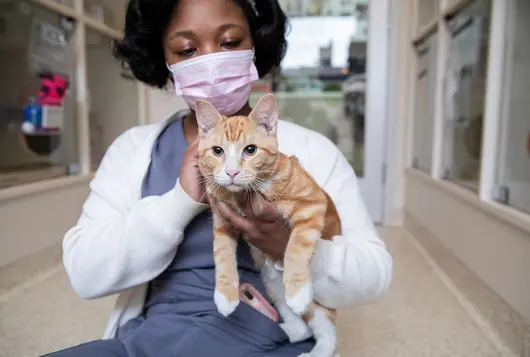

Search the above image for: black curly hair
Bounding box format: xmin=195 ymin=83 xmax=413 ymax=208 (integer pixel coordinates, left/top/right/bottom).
xmin=113 ymin=0 xmax=288 ymax=89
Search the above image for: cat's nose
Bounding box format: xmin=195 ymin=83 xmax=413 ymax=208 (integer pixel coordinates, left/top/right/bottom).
xmin=226 ymin=170 xmax=240 ymax=179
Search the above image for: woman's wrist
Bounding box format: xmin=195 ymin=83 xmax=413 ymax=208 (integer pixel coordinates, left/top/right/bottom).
xmin=170 ymin=179 xmax=209 ymax=224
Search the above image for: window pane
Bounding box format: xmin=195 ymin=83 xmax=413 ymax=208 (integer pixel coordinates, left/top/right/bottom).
xmin=495 ymin=0 xmax=530 ymax=213
xmin=0 ymin=1 xmax=79 ymax=189
xmin=412 ymin=34 xmax=438 ymax=173
xmin=417 ymin=0 xmax=439 ymax=29
xmin=442 ymin=0 xmax=491 ymax=190
xmin=84 ymin=0 xmax=127 ymax=30
xmin=87 ymin=29 xmax=139 ymax=171
xmin=252 ymin=3 xmax=369 ymax=176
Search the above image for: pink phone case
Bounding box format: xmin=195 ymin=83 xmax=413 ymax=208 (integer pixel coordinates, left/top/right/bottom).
xmin=239 ymin=283 xmax=280 ymax=322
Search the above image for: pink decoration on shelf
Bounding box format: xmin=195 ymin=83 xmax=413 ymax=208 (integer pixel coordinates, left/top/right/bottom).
xmin=37 ymin=72 xmax=69 ymax=106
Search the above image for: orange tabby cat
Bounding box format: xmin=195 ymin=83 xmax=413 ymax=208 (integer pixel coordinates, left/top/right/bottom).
xmin=196 ymin=93 xmax=341 ymax=357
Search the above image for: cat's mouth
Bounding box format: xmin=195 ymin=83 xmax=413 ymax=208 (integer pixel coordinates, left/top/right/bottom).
xmin=223 ymin=183 xmax=245 ymax=192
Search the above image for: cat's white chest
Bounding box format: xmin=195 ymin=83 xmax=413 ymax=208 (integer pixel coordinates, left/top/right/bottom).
xmin=260 ymin=259 xmax=286 ymax=308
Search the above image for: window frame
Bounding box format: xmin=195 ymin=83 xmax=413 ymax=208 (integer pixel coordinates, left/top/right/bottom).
xmin=408 ymin=0 xmax=530 ymax=217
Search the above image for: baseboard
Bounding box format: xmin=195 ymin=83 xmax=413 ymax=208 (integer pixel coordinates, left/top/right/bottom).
xmin=404 ymin=212 xmax=530 ymax=357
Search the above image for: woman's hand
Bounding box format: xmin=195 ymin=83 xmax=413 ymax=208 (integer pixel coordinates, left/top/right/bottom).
xmin=217 ymin=194 xmax=290 ymax=261
xmin=179 ymin=139 xmax=207 ymax=204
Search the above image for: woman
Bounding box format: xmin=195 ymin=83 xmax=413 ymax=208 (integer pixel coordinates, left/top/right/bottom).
xmin=44 ymin=0 xmax=392 ymax=356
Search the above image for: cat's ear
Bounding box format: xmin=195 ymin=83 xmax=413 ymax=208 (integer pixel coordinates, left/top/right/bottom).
xmin=249 ymin=93 xmax=278 ymax=136
xmin=195 ymin=99 xmax=221 ymax=136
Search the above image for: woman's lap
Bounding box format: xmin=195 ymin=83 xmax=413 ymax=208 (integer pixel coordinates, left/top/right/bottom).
xmin=42 ymin=305 xmax=314 ymax=357
xmin=41 ymin=340 xmax=126 ymax=357
xmin=42 ymin=339 xmax=313 ymax=357
xmin=40 ymin=336 xmax=313 ymax=357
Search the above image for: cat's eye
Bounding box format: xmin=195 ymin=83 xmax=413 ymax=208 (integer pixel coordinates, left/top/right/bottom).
xmin=212 ymin=146 xmax=224 ymax=156
xmin=244 ymin=145 xmax=257 ymax=155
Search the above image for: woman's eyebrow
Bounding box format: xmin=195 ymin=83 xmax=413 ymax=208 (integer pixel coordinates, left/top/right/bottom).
xmin=169 ymin=30 xmax=196 ymax=40
xmin=218 ymin=23 xmax=245 ymax=32
xmin=169 ymin=24 xmax=244 ymax=40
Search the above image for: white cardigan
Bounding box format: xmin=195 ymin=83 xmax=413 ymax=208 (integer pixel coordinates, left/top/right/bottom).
xmin=62 ymin=117 xmax=393 ymax=339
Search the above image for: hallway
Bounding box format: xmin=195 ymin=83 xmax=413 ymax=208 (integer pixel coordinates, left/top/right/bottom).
xmin=0 ymin=228 xmax=505 ymax=357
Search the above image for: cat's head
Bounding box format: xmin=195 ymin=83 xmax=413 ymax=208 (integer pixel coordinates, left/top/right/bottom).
xmin=196 ymin=93 xmax=279 ymax=193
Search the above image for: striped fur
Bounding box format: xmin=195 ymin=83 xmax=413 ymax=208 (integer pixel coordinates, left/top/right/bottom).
xmin=196 ymin=94 xmax=341 ymax=357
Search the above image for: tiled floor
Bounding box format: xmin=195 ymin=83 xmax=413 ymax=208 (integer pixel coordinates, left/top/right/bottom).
xmin=0 ymin=228 xmax=503 ymax=357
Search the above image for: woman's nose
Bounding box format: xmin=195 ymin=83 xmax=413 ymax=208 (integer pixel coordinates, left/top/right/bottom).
xmin=201 ymin=45 xmax=221 ymax=56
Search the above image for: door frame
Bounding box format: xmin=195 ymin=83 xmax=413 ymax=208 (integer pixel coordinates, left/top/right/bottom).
xmin=356 ymin=0 xmax=393 ymax=224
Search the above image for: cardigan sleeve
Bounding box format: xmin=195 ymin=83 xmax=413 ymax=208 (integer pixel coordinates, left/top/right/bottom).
xmin=62 ymin=127 xmax=208 ymax=299
xmin=308 ymin=133 xmax=393 ymax=308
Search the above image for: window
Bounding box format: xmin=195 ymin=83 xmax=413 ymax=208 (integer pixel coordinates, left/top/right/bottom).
xmin=0 ymin=2 xmax=78 ymax=189
xmin=251 ymin=9 xmax=369 ymax=176
xmin=417 ymin=0 xmax=439 ymax=29
xmin=441 ymin=0 xmax=491 ymax=190
xmin=86 ymin=29 xmax=138 ymax=170
xmin=0 ymin=0 xmax=142 ymax=190
xmin=493 ymin=0 xmax=530 ymax=213
xmin=411 ymin=34 xmax=438 ymax=173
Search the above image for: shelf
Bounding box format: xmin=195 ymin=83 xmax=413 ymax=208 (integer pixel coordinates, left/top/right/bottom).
xmin=0 ymin=165 xmax=67 ymax=190
xmin=31 ymin=0 xmax=78 ymax=19
xmin=30 ymin=0 xmax=123 ymax=40
xmin=83 ymin=15 xmax=122 ymax=40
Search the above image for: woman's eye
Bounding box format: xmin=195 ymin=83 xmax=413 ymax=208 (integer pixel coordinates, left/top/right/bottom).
xmin=177 ymin=48 xmax=197 ymax=58
xmin=244 ymin=145 xmax=257 ymax=155
xmin=221 ymin=40 xmax=241 ymax=49
xmin=212 ymin=146 xmax=224 ymax=156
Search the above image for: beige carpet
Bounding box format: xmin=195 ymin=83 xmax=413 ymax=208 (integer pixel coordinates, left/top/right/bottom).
xmin=0 ymin=228 xmax=502 ymax=357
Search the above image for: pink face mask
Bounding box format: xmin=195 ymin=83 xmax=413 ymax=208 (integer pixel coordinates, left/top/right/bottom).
xmin=167 ymin=49 xmax=259 ymax=116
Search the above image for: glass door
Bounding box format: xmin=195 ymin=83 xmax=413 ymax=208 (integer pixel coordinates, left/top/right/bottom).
xmin=252 ymin=0 xmax=391 ymax=223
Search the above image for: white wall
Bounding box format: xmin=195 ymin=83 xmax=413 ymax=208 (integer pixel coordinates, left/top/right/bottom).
xmin=0 ymin=177 xmax=91 ymax=268
xmin=404 ymin=170 xmax=530 ymax=322
xmin=146 ymin=87 xmax=188 ymax=124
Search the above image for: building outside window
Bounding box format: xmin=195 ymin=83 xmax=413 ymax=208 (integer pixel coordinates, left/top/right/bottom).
xmin=260 ymin=1 xmax=370 ymax=176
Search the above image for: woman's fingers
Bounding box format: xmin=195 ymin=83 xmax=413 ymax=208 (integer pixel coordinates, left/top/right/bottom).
xmin=217 ymin=202 xmax=256 ymax=237
xmin=244 ymin=194 xmax=278 ymax=222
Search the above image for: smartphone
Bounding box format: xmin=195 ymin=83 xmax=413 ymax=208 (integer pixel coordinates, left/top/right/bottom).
xmin=239 ymin=283 xmax=280 ymax=322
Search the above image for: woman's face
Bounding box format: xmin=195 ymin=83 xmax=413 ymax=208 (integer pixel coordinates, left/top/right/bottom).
xmin=164 ymin=0 xmax=253 ymax=66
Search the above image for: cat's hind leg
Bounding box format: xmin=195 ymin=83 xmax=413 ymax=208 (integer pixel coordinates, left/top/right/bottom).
xmin=298 ymin=304 xmax=337 ymax=357
xmin=261 ymin=260 xmax=312 ymax=343
xmin=278 ymin=301 xmax=312 ymax=343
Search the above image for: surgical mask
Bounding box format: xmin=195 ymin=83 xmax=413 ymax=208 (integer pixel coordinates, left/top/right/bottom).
xmin=167 ymin=49 xmax=259 ymax=116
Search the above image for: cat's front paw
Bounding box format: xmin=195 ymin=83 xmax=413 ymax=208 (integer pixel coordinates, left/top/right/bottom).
xmin=214 ymin=288 xmax=240 ymax=317
xmin=286 ymin=283 xmax=313 ymax=315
